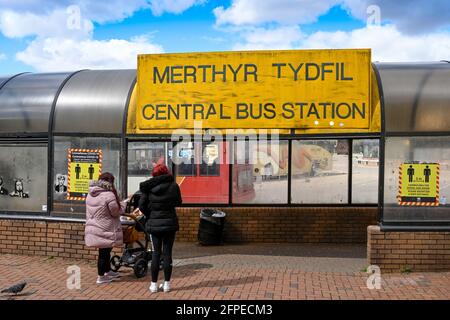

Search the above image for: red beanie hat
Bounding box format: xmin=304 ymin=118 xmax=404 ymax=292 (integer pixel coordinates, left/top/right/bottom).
xmin=152 ymin=163 xmax=170 ymax=177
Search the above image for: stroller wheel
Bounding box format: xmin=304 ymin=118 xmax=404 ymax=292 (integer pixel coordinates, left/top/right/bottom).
xmin=133 ymin=258 xmax=148 ymax=278
xmin=110 ymin=255 xmax=121 ymax=272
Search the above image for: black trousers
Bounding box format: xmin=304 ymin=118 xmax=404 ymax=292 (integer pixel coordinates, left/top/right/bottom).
xmin=98 ymin=248 xmax=112 ymax=276
xmin=150 ymin=231 xmax=176 ymax=282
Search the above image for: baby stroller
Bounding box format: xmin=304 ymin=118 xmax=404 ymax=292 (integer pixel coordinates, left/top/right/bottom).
xmin=110 ymin=192 xmax=153 ymax=278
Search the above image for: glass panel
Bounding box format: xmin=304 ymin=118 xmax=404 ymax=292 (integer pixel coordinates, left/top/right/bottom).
xmin=233 ymin=140 xmax=288 ymax=204
xmin=384 ymin=136 xmax=450 ymax=222
xmin=52 ymin=137 xmax=121 ymax=215
xmin=200 ymin=142 xmax=220 ymax=176
xmin=352 ymin=139 xmax=379 ymax=203
xmin=127 ymin=142 xmax=173 ymax=195
xmin=174 ymin=141 xmax=196 ymax=177
xmin=0 ymin=144 xmax=48 ymax=212
xmin=174 ymin=141 xmax=229 ymax=203
xmin=291 ymin=140 xmax=349 ymax=204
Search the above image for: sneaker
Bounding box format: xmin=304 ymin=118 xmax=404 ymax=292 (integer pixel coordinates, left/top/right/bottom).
xmin=96 ymin=275 xmax=112 ymax=284
xmin=159 ymin=281 xmax=170 ymax=292
xmin=149 ymin=282 xmax=158 ymax=293
xmin=104 ymin=271 xmax=120 ymax=279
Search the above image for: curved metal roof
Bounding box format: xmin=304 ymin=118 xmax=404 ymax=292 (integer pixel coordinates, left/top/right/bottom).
xmin=53 ymin=70 xmax=136 ymax=134
xmin=0 ymin=75 xmax=16 ymax=89
xmin=1 ymin=63 xmax=449 ymax=136
xmin=375 ymin=62 xmax=450 ymax=133
xmin=0 ymin=72 xmax=73 ymax=135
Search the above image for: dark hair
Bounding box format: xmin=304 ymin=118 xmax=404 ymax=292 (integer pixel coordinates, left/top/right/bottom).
xmin=98 ymin=172 xmax=121 ymax=207
xmin=152 ymin=164 xmax=170 ymax=177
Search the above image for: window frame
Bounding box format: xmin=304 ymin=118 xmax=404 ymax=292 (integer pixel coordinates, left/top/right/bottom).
xmin=380 ymin=134 xmax=450 ymax=229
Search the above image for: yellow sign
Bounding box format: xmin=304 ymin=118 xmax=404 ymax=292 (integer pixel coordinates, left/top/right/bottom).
xmin=137 ymin=49 xmax=371 ymax=130
xmin=67 ymin=149 xmax=103 ymax=201
xmin=398 ymin=163 xmax=439 ymax=206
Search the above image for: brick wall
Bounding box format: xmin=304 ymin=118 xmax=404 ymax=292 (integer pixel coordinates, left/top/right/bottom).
xmin=0 ymin=207 xmax=377 ymax=261
xmin=178 ymin=207 xmax=377 ymax=243
xmin=0 ymin=220 xmax=99 ymax=260
xmin=367 ymin=225 xmax=450 ymax=273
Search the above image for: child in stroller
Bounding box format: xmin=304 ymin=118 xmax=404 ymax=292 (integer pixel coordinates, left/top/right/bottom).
xmin=110 ymin=191 xmax=153 ymax=278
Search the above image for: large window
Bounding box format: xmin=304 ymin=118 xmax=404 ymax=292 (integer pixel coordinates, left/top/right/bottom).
xmin=291 ymin=140 xmax=349 ymax=204
xmin=128 ymin=142 xmax=173 ymax=195
xmin=53 ymin=137 xmax=121 ymax=215
xmin=125 ymin=138 xmax=380 ymax=205
xmin=232 ymin=140 xmax=288 ymax=204
xmin=0 ymin=143 xmax=48 ymax=213
xmin=383 ymin=136 xmax=450 ymax=222
xmin=352 ymin=139 xmax=379 ymax=203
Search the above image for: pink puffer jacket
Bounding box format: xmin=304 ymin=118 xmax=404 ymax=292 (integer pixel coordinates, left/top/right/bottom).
xmin=85 ymin=180 xmax=125 ymax=248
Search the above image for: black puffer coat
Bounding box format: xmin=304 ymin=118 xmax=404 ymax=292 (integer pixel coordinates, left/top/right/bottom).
xmin=138 ymin=174 xmax=182 ymax=233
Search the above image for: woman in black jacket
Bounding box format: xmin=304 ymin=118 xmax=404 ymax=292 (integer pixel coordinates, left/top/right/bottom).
xmin=139 ymin=164 xmax=182 ymax=293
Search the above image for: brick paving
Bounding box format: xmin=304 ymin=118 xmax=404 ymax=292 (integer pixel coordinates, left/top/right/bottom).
xmin=0 ymin=243 xmax=449 ymax=300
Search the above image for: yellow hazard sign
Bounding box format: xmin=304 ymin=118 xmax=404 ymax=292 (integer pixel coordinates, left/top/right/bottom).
xmin=137 ymin=49 xmax=371 ymax=130
xmin=398 ymin=163 xmax=439 ymax=206
xmin=67 ymin=149 xmax=103 ymax=201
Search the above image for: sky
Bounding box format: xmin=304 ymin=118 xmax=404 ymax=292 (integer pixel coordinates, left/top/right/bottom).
xmin=0 ymin=0 xmax=449 ymax=74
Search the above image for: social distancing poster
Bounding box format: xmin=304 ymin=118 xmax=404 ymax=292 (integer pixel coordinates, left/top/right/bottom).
xmin=67 ymin=149 xmax=103 ymax=201
xmin=398 ymin=163 xmax=439 ymax=206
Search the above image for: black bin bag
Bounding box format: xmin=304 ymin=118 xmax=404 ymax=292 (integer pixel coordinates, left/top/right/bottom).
xmin=198 ymin=209 xmax=226 ymax=245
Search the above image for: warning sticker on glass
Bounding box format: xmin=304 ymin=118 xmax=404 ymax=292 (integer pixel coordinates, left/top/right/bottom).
xmin=67 ymin=149 xmax=103 ymax=201
xmin=398 ymin=163 xmax=439 ymax=206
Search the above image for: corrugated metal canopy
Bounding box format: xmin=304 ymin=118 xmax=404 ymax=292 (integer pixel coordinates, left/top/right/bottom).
xmin=375 ymin=62 xmax=450 ymax=133
xmin=0 ymin=72 xmax=73 ymax=134
xmin=0 ymin=75 xmax=16 ymax=89
xmin=53 ymin=70 xmax=136 ymax=134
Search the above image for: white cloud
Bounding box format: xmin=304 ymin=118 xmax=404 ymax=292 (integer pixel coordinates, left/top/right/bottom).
xmin=16 ymin=35 xmax=163 ymax=71
xmin=0 ymin=1 xmax=206 ymax=22
xmin=231 ymin=24 xmax=450 ymax=61
xmin=300 ymin=24 xmax=450 ymax=61
xmin=0 ymin=53 xmax=6 ymax=61
xmin=149 ymin=0 xmax=206 ymax=16
xmin=232 ymin=26 xmax=303 ymax=50
xmin=0 ymin=1 xmax=150 ymax=24
xmin=214 ymin=0 xmax=341 ymax=26
xmin=343 ymin=0 xmax=450 ymax=34
xmin=0 ymin=1 xmax=181 ymax=71
xmin=215 ymin=0 xmax=450 ymax=34
xmin=213 ymin=1 xmax=450 ymax=61
xmin=0 ymin=9 xmax=93 ymax=39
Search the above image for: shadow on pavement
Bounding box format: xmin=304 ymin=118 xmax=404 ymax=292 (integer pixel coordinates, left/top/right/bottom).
xmin=173 ymin=242 xmax=366 ymax=260
xmin=174 ymin=275 xmax=263 ymax=291
xmin=173 ymin=263 xmax=214 ymax=279
xmin=117 ymin=263 xmax=214 ymax=281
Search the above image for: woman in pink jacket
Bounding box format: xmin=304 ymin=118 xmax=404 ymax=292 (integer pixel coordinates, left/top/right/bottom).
xmin=85 ymin=172 xmax=127 ymax=284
